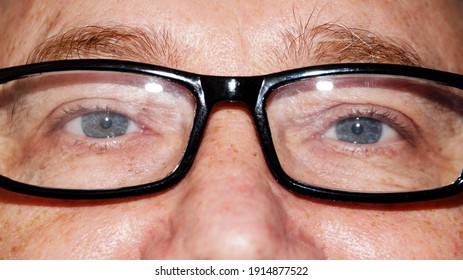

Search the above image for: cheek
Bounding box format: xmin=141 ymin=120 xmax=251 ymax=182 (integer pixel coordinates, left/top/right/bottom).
xmin=0 ymin=195 xmax=171 ymax=259
xmin=284 ymin=197 xmax=463 ymax=259
xmin=332 ymin=211 xmax=463 ymax=259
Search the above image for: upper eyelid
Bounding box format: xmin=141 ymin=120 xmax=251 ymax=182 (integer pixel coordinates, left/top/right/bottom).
xmin=264 ymin=74 xmax=463 ymax=117
xmin=3 ymin=69 xmax=193 ymax=116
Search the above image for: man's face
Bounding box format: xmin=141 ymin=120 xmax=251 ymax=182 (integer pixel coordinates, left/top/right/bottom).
xmin=0 ymin=0 xmax=463 ymax=259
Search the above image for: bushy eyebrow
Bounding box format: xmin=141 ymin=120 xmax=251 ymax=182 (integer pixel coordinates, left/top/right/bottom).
xmin=27 ymin=25 xmax=184 ymax=67
xmin=272 ymin=22 xmax=423 ymax=68
xmin=27 ymin=22 xmax=423 ymax=71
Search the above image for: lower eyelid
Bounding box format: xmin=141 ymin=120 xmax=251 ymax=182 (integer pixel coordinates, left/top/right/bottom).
xmin=325 ymin=138 xmax=406 ymax=156
xmin=57 ymin=125 xmax=155 ymax=154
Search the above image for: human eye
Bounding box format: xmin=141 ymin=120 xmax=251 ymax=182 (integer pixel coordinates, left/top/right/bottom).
xmin=266 ymin=75 xmax=463 ymax=193
xmin=324 ymin=114 xmax=399 ymax=145
xmin=63 ymin=108 xmax=140 ymax=139
xmin=314 ymin=104 xmax=422 ymax=162
xmin=1 ymin=71 xmax=196 ymax=190
xmin=279 ymin=102 xmax=418 ymax=161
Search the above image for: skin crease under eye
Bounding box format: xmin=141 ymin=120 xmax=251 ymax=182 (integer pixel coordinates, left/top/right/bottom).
xmin=0 ymin=0 xmax=463 ymax=260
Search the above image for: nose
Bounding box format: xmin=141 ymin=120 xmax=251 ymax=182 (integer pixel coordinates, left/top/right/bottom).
xmin=141 ymin=105 xmax=324 ymax=259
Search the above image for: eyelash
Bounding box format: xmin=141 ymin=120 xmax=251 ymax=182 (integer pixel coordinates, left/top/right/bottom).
xmin=51 ymin=104 xmax=127 ymax=132
xmin=47 ymin=103 xmax=142 ymax=152
xmin=316 ymin=105 xmax=419 ymax=158
xmin=333 ymin=106 xmax=415 ymax=142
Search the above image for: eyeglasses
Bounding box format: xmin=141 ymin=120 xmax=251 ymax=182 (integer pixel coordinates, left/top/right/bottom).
xmin=0 ymin=59 xmax=462 ymax=203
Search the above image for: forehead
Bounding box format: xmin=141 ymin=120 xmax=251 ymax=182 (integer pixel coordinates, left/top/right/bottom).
xmin=1 ymin=0 xmax=463 ymax=75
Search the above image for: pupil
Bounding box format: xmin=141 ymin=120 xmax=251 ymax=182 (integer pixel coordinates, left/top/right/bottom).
xmin=100 ymin=115 xmax=113 ymax=129
xmin=351 ymin=122 xmax=363 ymax=135
xmin=81 ymin=111 xmax=129 ymax=138
xmin=335 ymin=117 xmax=383 ymax=144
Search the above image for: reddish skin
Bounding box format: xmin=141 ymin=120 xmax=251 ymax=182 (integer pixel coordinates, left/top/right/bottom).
xmin=0 ymin=0 xmax=462 ymax=259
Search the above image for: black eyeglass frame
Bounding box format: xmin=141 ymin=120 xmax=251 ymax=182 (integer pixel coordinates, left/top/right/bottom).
xmin=0 ymin=59 xmax=462 ymax=203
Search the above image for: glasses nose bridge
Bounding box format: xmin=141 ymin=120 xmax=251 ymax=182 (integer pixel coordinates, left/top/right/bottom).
xmin=200 ymin=76 xmax=264 ymax=109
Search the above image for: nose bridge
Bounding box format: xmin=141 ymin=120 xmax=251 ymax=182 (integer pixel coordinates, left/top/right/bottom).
xmin=139 ymin=80 xmax=328 ymax=259
xmin=166 ymin=104 xmax=288 ymax=259
xmin=200 ymin=75 xmax=264 ymax=108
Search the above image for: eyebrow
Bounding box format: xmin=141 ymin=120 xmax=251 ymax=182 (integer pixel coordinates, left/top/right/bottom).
xmin=28 ymin=22 xmax=423 ymax=71
xmin=272 ymin=22 xmax=423 ymax=68
xmin=27 ymin=25 xmax=184 ymax=67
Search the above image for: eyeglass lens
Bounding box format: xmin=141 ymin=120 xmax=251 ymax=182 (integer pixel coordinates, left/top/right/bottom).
xmin=1 ymin=70 xmax=462 ymax=193
xmin=1 ymin=71 xmax=195 ymax=190
xmin=266 ymin=75 xmax=463 ymax=193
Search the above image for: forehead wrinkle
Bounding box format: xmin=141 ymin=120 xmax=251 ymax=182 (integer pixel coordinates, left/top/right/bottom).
xmin=271 ymin=18 xmax=423 ymax=69
xmin=27 ymin=25 xmax=185 ymax=68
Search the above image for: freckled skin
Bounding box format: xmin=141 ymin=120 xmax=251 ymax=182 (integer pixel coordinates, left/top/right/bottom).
xmin=0 ymin=0 xmax=463 ymax=259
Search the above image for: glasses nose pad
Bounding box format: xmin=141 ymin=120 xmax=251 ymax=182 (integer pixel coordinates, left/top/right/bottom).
xmin=201 ymin=76 xmax=263 ymax=106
